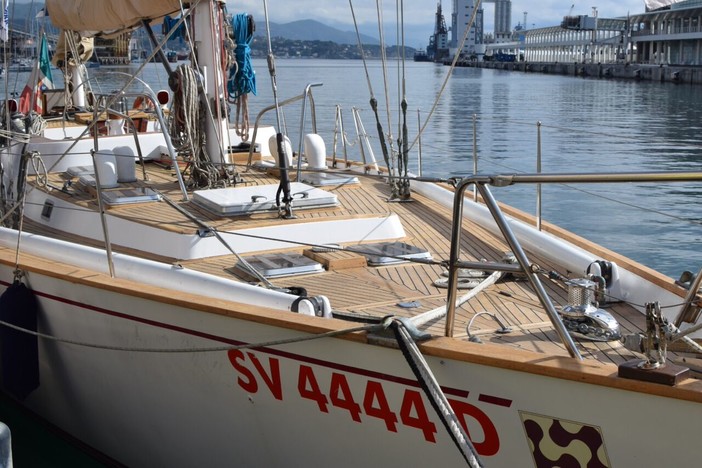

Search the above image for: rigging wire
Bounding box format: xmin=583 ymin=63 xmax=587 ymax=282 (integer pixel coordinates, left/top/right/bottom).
xmin=0 ymin=3 xmax=198 ymax=229
xmin=408 ymin=0 xmax=483 ymax=154
xmin=154 ymin=188 xmax=277 ymax=289
xmin=375 ymin=0 xmax=394 ymax=150
xmin=349 ymin=0 xmax=397 ymax=197
xmin=397 ymin=0 xmax=410 ymax=199
xmin=262 ymin=0 xmax=293 ymax=218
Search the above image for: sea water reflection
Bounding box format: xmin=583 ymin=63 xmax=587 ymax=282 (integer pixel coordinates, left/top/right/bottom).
xmin=4 ymin=59 xmax=701 ymax=277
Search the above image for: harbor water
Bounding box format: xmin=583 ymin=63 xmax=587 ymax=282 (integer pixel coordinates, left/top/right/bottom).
xmin=3 ymin=59 xmax=701 ymax=277
xmin=240 ymin=58 xmax=702 ymax=279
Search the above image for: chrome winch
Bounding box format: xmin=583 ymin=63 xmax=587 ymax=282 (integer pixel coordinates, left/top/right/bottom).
xmin=558 ymin=278 xmax=621 ymax=341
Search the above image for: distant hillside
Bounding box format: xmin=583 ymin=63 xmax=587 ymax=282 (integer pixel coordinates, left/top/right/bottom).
xmin=255 ymin=19 xmax=379 ymax=45
xmin=8 ymin=3 xmax=400 ymax=48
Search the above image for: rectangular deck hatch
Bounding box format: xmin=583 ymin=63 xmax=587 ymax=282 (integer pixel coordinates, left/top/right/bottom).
xmin=193 ymin=182 xmax=338 ymax=216
xmin=66 ymin=165 xmax=94 ymax=177
xmin=233 ymin=252 xmax=324 ymax=279
xmin=360 ymin=241 xmax=432 ymax=266
xmin=101 ymin=188 xmax=161 ymax=206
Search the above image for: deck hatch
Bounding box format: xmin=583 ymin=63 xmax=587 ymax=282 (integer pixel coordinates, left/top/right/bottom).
xmin=234 ymin=252 xmax=324 ymax=279
xmin=66 ymin=165 xmax=94 ymax=177
xmin=101 ymin=188 xmax=161 ymax=206
xmin=360 ymin=241 xmax=432 ymax=266
xmin=193 ymin=182 xmax=338 ymax=215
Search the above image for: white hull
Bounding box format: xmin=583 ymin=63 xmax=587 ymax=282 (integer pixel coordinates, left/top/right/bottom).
xmin=2 ymin=2 xmax=700 ymax=465
xmin=0 ymin=229 xmax=699 ymax=467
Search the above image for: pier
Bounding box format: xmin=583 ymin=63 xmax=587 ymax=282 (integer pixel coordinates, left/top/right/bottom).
xmin=453 ymin=61 xmax=702 ymax=84
xmin=434 ymin=1 xmax=702 ymax=85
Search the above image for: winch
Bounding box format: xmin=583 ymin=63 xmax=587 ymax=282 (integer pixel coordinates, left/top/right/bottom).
xmin=558 ymin=278 xmax=621 ymax=341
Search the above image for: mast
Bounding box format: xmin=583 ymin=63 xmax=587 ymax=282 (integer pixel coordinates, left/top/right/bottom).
xmin=192 ymin=0 xmax=231 ymax=166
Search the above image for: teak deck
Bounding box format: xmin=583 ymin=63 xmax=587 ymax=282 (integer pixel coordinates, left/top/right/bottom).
xmin=23 ymin=158 xmax=702 ymax=369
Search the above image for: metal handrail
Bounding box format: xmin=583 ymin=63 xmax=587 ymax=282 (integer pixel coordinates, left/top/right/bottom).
xmin=88 ymin=90 xmax=188 ymax=277
xmin=296 ymin=82 xmax=323 ymax=181
xmin=444 ymin=170 xmax=702 ymax=359
xmin=673 ymin=266 xmax=702 ymax=327
xmin=246 ymin=83 xmax=321 ymax=169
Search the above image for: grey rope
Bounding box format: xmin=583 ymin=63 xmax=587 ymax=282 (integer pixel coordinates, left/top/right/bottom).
xmin=169 ymin=64 xmax=220 ymax=188
xmin=391 ymin=319 xmax=482 ymax=467
xmin=0 ymin=317 xmax=392 ymax=353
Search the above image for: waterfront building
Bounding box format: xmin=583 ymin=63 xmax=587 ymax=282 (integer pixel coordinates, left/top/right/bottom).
xmin=450 ymin=0 xmax=484 ymax=56
xmin=522 ymin=9 xmax=627 ymax=64
xmin=518 ymin=0 xmax=702 ymax=66
xmin=630 ymin=0 xmax=702 ymax=64
xmin=450 ymin=0 xmax=513 ymax=56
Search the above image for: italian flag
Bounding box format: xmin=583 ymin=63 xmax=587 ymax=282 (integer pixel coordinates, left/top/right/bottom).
xmin=19 ymin=34 xmax=54 ymax=115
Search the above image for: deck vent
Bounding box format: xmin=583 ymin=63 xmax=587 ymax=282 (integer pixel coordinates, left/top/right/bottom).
xmin=41 ymin=200 xmax=54 ymax=220
xmin=359 ymin=241 xmax=432 ymax=266
xmin=234 ymin=252 xmax=323 ymax=279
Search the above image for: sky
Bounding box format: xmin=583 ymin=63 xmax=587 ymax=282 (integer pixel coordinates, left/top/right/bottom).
xmin=13 ymin=0 xmax=654 ymax=47
xmin=229 ymin=1 xmax=651 ymax=37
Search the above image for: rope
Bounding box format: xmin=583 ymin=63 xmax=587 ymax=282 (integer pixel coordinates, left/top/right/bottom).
xmin=169 ymin=65 xmax=219 ymax=188
xmin=29 ymin=152 xmax=48 ymax=188
xmin=262 ymin=0 xmax=293 ymax=218
xmin=25 ymin=112 xmax=47 ymax=135
xmin=375 ymin=0 xmax=393 ymax=144
xmin=374 ymin=0 xmax=399 ymax=198
xmin=229 ymin=13 xmax=257 ymax=141
xmin=391 ymin=319 xmax=483 ymax=467
xmin=409 ymin=0 xmax=482 ymax=154
xmin=0 ymin=316 xmax=393 ymax=353
xmin=10 ymin=150 xmax=40 ymax=276
xmin=397 ymin=0 xmax=410 ymax=199
xmin=349 ymin=0 xmax=397 ymax=198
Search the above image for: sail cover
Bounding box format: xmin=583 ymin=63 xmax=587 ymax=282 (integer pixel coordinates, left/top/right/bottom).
xmin=45 ymin=0 xmax=187 ymax=35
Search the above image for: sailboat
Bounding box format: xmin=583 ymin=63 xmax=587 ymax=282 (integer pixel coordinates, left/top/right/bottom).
xmin=0 ymin=1 xmax=701 ymax=466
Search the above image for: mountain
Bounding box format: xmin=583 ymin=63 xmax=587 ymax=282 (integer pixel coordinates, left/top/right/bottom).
xmin=8 ymin=2 xmax=427 ymax=49
xmin=255 ymin=19 xmax=379 ymax=45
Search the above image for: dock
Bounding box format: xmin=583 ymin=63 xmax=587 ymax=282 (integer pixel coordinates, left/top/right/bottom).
xmin=451 ymin=61 xmax=702 ymax=85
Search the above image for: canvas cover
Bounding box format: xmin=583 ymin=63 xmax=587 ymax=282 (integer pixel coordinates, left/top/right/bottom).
xmin=45 ymin=0 xmax=186 ymax=35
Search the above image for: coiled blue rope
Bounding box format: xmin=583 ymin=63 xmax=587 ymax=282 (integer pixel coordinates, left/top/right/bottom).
xmin=229 ymin=13 xmax=257 ymax=98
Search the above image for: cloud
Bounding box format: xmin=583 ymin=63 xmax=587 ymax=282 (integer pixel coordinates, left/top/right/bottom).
xmin=227 ymin=0 xmax=647 ymax=48
xmin=229 ymin=0 xmax=647 ymax=30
